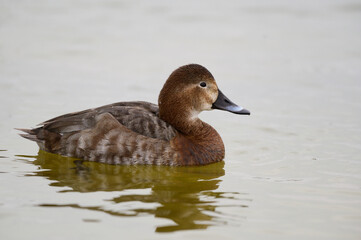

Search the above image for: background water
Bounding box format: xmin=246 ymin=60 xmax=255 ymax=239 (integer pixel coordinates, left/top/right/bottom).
xmin=1 ymin=0 xmax=361 ymax=239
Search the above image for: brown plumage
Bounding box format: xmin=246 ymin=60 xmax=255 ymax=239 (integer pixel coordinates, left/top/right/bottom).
xmin=18 ymin=64 xmax=250 ymax=166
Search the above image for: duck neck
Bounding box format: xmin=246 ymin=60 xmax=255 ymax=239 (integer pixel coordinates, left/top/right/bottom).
xmin=161 ymin=110 xmax=202 ymax=135
xmin=166 ymin=112 xmax=225 ymax=166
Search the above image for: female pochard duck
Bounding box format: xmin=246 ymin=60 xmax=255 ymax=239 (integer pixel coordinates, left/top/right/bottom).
xmin=18 ymin=64 xmax=250 ymax=166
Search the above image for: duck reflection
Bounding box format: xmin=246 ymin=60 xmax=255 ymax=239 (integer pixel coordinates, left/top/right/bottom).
xmin=21 ymin=150 xmax=249 ymax=232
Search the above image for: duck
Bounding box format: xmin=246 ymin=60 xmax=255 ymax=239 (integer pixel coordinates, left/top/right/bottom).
xmin=18 ymin=64 xmax=250 ymax=166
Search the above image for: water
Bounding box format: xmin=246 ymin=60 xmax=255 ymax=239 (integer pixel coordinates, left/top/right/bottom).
xmin=1 ymin=0 xmax=361 ymax=239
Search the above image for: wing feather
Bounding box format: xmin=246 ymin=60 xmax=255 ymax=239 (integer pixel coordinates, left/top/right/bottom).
xmin=27 ymin=101 xmax=177 ymax=143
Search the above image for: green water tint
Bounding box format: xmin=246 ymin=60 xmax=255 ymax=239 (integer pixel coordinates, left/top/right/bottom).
xmin=20 ymin=150 xmax=249 ymax=232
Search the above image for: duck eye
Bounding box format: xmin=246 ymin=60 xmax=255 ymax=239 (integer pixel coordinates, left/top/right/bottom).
xmin=199 ymin=82 xmax=207 ymax=88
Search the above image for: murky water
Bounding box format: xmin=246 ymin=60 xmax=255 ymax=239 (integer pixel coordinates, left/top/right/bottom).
xmin=1 ymin=0 xmax=361 ymax=239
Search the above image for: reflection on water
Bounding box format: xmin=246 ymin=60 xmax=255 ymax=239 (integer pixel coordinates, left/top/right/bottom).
xmin=19 ymin=150 xmax=250 ymax=232
xmin=0 ymin=150 xmax=7 ymax=159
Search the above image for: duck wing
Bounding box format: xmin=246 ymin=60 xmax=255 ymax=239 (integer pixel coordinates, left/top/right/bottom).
xmin=18 ymin=101 xmax=178 ymax=148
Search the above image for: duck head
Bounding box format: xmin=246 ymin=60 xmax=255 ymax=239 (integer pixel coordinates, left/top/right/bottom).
xmin=158 ymin=64 xmax=250 ymax=134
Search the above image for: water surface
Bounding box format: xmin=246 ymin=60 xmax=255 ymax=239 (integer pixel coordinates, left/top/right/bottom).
xmin=19 ymin=151 xmax=248 ymax=233
xmin=1 ymin=0 xmax=361 ymax=239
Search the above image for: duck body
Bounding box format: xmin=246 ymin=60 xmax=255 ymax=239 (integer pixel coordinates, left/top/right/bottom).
xmin=18 ymin=64 xmax=250 ymax=166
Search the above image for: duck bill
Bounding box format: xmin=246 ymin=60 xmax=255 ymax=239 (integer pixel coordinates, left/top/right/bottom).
xmin=212 ymin=90 xmax=250 ymax=115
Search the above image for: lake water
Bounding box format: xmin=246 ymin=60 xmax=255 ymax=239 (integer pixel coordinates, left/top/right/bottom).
xmin=1 ymin=0 xmax=361 ymax=239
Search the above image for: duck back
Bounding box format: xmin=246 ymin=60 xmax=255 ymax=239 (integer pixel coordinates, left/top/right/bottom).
xmin=19 ymin=101 xmax=181 ymax=165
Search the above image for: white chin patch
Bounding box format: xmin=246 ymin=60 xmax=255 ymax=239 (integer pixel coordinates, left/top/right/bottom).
xmin=203 ymin=103 xmax=213 ymax=111
xmin=189 ymin=110 xmax=200 ymax=120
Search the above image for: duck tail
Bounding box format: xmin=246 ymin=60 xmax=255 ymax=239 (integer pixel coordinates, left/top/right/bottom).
xmin=15 ymin=128 xmax=42 ymax=143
